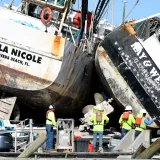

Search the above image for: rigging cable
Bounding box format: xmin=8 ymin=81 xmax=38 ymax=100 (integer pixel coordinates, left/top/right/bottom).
xmin=100 ymin=2 xmax=111 ymax=20
xmin=88 ymin=0 xmax=98 ymax=39
xmin=93 ymin=0 xmax=110 ymax=32
xmin=96 ymin=0 xmax=110 ymax=23
xmin=124 ymin=0 xmax=139 ymax=21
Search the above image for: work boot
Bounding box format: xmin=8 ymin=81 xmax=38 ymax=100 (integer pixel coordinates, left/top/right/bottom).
xmin=92 ymin=148 xmax=96 ymax=152
xmin=97 ymin=147 xmax=103 ymax=153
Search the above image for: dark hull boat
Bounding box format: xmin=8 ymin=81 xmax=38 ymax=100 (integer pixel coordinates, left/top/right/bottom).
xmin=96 ymin=14 xmax=160 ymax=126
xmin=0 ymin=0 xmax=95 ymax=118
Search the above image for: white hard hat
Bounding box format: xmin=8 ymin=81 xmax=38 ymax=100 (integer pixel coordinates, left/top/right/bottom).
xmin=94 ymin=104 xmax=104 ymax=111
xmin=49 ymin=105 xmax=56 ymax=109
xmin=140 ymin=109 xmax=147 ymax=114
xmin=125 ymin=105 xmax=133 ymax=111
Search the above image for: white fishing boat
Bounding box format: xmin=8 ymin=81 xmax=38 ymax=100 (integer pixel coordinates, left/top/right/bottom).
xmin=0 ymin=0 xmax=95 ymax=119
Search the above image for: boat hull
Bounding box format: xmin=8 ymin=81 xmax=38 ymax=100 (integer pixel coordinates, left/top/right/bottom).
xmin=0 ymin=8 xmax=95 ymax=117
xmin=95 ymin=26 xmax=160 ymax=126
xmin=0 ymin=41 xmax=94 ymax=116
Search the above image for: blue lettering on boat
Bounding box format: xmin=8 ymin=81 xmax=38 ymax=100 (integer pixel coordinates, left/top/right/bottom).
xmin=9 ymin=18 xmax=40 ymax=30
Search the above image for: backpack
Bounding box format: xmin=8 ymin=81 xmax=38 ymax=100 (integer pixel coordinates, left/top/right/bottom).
xmin=122 ymin=112 xmax=129 ymax=120
xmin=96 ymin=112 xmax=102 ymax=122
xmin=135 ymin=114 xmax=143 ymax=125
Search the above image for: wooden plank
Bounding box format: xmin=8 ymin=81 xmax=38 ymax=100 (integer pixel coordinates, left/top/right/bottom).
xmin=131 ymin=144 xmax=146 ymax=159
xmin=18 ymin=133 xmax=47 ymax=158
xmin=0 ymin=97 xmax=17 ymax=119
xmin=135 ymin=138 xmax=160 ymax=159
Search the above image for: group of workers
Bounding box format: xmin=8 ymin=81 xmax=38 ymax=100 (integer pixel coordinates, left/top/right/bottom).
xmin=119 ymin=105 xmax=155 ymax=138
xmin=45 ymin=103 xmax=155 ymax=152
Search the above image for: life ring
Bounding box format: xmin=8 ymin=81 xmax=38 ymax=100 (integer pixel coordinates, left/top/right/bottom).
xmin=40 ymin=7 xmax=52 ymax=24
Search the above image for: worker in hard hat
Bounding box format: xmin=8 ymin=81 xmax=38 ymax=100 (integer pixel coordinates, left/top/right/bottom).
xmin=135 ymin=109 xmax=155 ymax=138
xmin=119 ymin=105 xmax=135 ymax=138
xmin=89 ymin=104 xmax=109 ymax=152
xmin=46 ymin=105 xmax=56 ymax=150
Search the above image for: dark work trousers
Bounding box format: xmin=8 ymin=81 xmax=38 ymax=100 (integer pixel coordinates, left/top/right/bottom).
xmin=46 ymin=124 xmax=54 ymax=150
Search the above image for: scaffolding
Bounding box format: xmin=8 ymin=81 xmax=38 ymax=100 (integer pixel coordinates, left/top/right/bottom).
xmin=0 ymin=119 xmax=37 ymax=152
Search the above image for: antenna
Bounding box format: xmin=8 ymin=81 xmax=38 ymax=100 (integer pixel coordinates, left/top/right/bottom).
xmin=122 ymin=1 xmax=127 ymax=24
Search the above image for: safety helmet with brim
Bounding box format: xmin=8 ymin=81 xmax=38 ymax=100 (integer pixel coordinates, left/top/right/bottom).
xmin=125 ymin=105 xmax=132 ymax=111
xmin=140 ymin=109 xmax=147 ymax=114
xmin=49 ymin=105 xmax=56 ymax=109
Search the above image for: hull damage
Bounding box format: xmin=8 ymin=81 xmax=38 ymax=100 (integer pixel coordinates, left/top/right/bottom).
xmin=95 ymin=15 xmax=160 ymax=127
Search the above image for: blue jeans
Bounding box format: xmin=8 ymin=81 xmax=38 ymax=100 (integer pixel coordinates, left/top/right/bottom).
xmin=46 ymin=124 xmax=54 ymax=150
xmin=121 ymin=128 xmax=129 ymax=139
xmin=93 ymin=131 xmax=103 ymax=148
xmin=135 ymin=130 xmax=141 ymax=138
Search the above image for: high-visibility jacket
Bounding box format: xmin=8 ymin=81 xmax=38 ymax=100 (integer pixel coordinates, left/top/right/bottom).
xmin=46 ymin=110 xmax=56 ymax=126
xmin=119 ymin=113 xmax=135 ymax=130
xmin=89 ymin=113 xmax=109 ymax=132
xmin=135 ymin=113 xmax=146 ymax=132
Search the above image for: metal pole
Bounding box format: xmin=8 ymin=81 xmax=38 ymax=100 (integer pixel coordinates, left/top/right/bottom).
xmin=112 ymin=0 xmax=114 ymax=29
xmin=135 ymin=12 xmax=160 ymax=24
xmin=122 ymin=1 xmax=127 ymax=24
xmin=15 ymin=129 xmax=17 ymax=153
xmin=29 ymin=119 xmax=33 ymax=143
xmin=72 ymin=119 xmax=74 ymax=152
xmin=7 ymin=0 xmax=14 ymax=9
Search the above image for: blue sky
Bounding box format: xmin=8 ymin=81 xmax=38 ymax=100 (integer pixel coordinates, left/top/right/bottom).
xmin=1 ymin=0 xmax=160 ymax=26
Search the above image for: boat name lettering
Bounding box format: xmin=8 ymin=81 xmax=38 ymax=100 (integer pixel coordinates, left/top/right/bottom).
xmin=11 ymin=48 xmax=42 ymax=64
xmin=0 ymin=53 xmax=9 ymax=60
xmin=131 ymin=42 xmax=160 ymax=85
xmin=0 ymin=44 xmax=8 ymax=53
xmin=0 ymin=43 xmax=42 ymax=65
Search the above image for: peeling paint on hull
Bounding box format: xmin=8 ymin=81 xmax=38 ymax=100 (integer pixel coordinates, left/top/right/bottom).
xmin=0 ymin=7 xmax=95 ymax=116
xmin=0 ymin=47 xmax=94 ymax=116
xmin=95 ymin=46 xmax=158 ymax=127
xmin=95 ymin=46 xmax=143 ymax=113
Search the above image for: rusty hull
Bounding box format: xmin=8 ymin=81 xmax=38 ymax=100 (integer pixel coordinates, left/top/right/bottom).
xmin=0 ymin=45 xmax=94 ymax=117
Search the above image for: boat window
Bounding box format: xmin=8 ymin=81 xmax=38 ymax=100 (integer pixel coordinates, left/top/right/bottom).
xmin=28 ymin=3 xmax=60 ymax=21
xmin=133 ymin=17 xmax=160 ymax=41
xmin=28 ymin=4 xmax=42 ymax=19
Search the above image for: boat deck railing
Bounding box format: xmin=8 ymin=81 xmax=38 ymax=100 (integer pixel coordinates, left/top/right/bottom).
xmin=30 ymin=0 xmax=68 ymax=13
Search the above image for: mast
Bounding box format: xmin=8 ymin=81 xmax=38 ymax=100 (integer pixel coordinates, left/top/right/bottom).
xmin=112 ymin=0 xmax=114 ymax=29
xmin=80 ymin=0 xmax=88 ymax=39
xmin=122 ymin=1 xmax=127 ymax=24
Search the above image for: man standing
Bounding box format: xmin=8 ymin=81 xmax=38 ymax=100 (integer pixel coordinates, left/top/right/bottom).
xmin=89 ymin=105 xmax=109 ymax=152
xmin=46 ymin=105 xmax=56 ymax=150
xmin=119 ymin=105 xmax=135 ymax=138
xmin=135 ymin=109 xmax=155 ymax=138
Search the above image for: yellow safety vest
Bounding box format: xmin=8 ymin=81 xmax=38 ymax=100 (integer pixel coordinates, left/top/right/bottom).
xmin=46 ymin=110 xmax=56 ymax=126
xmin=89 ymin=113 xmax=109 ymax=132
xmin=119 ymin=113 xmax=135 ymax=130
